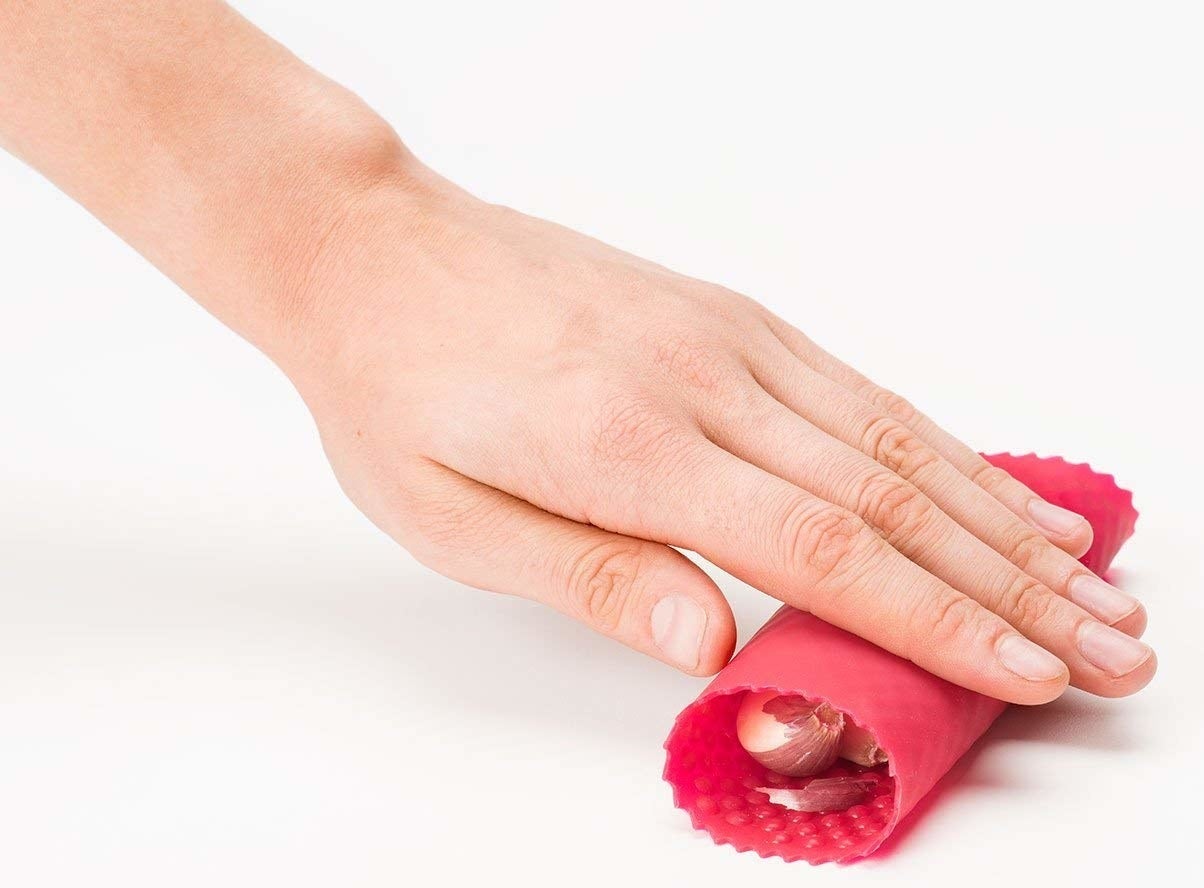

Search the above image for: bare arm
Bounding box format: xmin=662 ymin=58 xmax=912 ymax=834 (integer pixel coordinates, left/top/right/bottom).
xmin=0 ymin=0 xmax=416 ymax=354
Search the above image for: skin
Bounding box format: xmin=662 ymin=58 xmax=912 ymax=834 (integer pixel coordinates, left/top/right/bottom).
xmin=1 ymin=1 xmax=1156 ymax=705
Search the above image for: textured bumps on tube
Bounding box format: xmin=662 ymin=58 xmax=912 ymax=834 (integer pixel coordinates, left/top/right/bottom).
xmin=662 ymin=454 xmax=1138 ymax=864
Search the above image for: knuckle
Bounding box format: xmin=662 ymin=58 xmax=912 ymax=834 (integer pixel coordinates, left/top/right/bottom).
xmin=925 ymin=595 xmax=988 ymax=647
xmin=1000 ymin=529 xmax=1048 ymax=574
xmin=778 ymin=500 xmax=870 ymax=584
xmin=649 ymin=332 xmax=739 ymax=395
xmin=855 ymin=473 xmax=935 ymax=546
xmin=971 ymin=463 xmax=1014 ymax=496
xmin=869 ymin=389 xmax=918 ymax=425
xmin=585 ymin=393 xmax=684 ymax=469
xmin=861 ymin=417 xmax=940 ymax=480
xmin=761 ymin=311 xmax=816 ymax=353
xmin=567 ymin=543 xmax=644 ymax=633
xmin=999 ymin=576 xmax=1059 ymax=628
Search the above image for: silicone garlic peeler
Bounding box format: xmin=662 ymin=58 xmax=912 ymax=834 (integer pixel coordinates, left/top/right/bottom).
xmin=663 ymin=453 xmax=1138 ymax=864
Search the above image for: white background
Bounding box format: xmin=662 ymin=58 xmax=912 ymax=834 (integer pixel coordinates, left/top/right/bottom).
xmin=2 ymin=2 xmax=1201 ymax=885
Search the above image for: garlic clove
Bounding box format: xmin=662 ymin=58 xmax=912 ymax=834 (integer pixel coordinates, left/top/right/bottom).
xmin=736 ymin=691 xmax=845 ymax=778
xmin=837 ymin=721 xmax=888 ymax=768
xmin=757 ymin=775 xmax=878 ymax=813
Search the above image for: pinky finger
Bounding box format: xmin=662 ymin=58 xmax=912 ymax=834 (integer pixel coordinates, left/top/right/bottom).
xmin=402 ymin=460 xmax=737 ymax=675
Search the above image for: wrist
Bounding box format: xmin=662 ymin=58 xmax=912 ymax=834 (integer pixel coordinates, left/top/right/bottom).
xmin=218 ymin=94 xmax=472 ymax=369
xmin=252 ymin=130 xmax=473 ymax=385
xmin=239 ymin=116 xmax=422 ymax=350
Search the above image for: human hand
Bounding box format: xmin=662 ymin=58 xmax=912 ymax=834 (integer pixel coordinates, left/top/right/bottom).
xmin=1 ymin=0 xmax=1152 ymax=705
xmin=276 ymin=159 xmax=1155 ymax=705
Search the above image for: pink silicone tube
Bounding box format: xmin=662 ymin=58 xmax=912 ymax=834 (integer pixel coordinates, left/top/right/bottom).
xmin=663 ymin=454 xmax=1138 ymax=864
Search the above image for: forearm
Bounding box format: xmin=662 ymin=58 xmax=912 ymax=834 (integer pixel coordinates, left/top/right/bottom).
xmin=0 ymin=0 xmax=425 ymax=359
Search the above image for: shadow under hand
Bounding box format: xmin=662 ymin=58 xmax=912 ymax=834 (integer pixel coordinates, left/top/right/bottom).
xmin=298 ymin=554 xmax=788 ymax=756
xmin=316 ymin=565 xmax=713 ymax=753
xmin=985 ymin=689 xmax=1140 ymax=753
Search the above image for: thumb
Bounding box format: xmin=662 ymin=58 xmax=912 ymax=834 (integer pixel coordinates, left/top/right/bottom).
xmin=403 ymin=461 xmax=737 ymax=674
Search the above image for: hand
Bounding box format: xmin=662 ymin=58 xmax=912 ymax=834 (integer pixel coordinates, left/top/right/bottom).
xmin=277 ymin=159 xmax=1155 ymax=705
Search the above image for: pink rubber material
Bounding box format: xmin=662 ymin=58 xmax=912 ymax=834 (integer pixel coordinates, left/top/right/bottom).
xmin=663 ymin=454 xmax=1138 ymax=864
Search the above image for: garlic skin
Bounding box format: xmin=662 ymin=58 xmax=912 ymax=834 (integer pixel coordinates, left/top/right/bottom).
xmin=736 ymin=691 xmax=845 ymax=777
xmin=758 ymin=776 xmax=877 ymax=813
xmin=837 ymin=722 xmax=888 ymax=768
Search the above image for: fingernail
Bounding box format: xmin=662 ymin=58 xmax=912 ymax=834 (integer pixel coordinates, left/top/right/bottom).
xmin=1077 ymin=621 xmax=1153 ymax=677
xmin=1026 ymin=498 xmax=1088 ymax=537
xmin=651 ymin=596 xmax=706 ymax=671
xmin=997 ymin=634 xmax=1066 ymax=682
xmin=1068 ymin=574 xmax=1140 ymax=624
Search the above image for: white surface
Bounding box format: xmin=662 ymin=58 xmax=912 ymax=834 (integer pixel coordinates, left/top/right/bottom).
xmin=2 ymin=2 xmax=1202 ymax=885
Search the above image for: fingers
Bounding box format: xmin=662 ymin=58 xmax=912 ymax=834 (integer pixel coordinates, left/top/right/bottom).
xmin=698 ymin=387 xmax=1156 ymax=697
xmin=400 ymin=459 xmax=736 ymax=675
xmin=611 ymin=442 xmax=1072 ymax=704
xmin=745 ymin=340 xmax=1149 ymax=642
xmin=407 ymin=337 xmax=1151 ymax=700
xmin=760 ymin=314 xmax=1096 ymax=557
xmin=429 ymin=389 xmax=1072 ymax=702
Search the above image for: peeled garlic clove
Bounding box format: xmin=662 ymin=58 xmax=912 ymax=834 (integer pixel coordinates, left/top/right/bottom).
xmin=837 ymin=721 xmax=888 ymax=767
xmin=757 ymin=775 xmax=877 ymax=813
xmin=736 ymin=691 xmax=844 ymax=777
